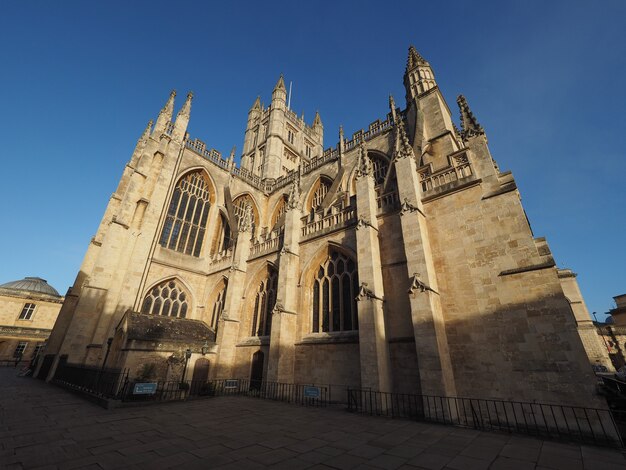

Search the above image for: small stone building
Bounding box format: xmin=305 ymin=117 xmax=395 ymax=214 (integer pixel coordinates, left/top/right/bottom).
xmin=0 ymin=277 xmax=63 ymax=365
xmin=39 ymin=47 xmax=607 ymax=407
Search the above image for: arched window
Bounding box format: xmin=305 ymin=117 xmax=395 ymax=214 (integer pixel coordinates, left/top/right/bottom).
xmin=159 ymin=171 xmax=211 ymax=257
xmin=371 ymin=155 xmax=389 ymax=186
xmin=211 ymin=285 xmax=227 ymax=330
xmin=251 ymin=268 xmax=278 ymax=337
xmin=233 ymin=194 xmax=257 ymax=233
xmin=307 ymin=177 xmax=332 ymax=213
xmin=312 ymin=251 xmax=359 ymax=332
xmin=141 ymin=279 xmax=189 ymax=318
xmin=271 ymin=195 xmax=288 ymax=229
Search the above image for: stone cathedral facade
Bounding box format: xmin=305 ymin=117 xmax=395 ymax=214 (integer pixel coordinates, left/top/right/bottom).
xmin=39 ymin=47 xmax=605 ymax=406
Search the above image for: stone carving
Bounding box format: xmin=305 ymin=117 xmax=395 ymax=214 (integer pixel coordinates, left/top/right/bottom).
xmin=355 ymin=282 xmax=383 ymax=301
xmin=356 ymin=140 xmax=372 ymax=178
xmin=287 ymin=177 xmax=301 ymax=210
xmin=407 ymin=273 xmax=437 ymax=295
xmin=400 ymin=198 xmax=423 ymax=216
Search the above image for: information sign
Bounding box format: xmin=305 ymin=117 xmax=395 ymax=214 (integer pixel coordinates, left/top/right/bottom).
xmin=133 ymin=382 xmax=158 ymax=395
xmin=304 ymin=386 xmax=321 ymax=399
xmin=224 ymin=379 xmax=239 ymax=389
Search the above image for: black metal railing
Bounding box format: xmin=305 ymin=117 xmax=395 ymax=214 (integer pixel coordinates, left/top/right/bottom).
xmin=52 ymin=362 xmax=127 ymax=398
xmin=116 ymin=377 xmax=330 ymax=407
xmin=210 ymin=378 xmax=330 ymax=406
xmin=346 ymin=388 xmax=623 ymax=447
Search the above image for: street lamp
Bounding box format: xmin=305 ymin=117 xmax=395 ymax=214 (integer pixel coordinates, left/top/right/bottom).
xmin=181 ymin=348 xmax=192 ymax=384
xmin=201 ymin=340 xmax=209 ymax=356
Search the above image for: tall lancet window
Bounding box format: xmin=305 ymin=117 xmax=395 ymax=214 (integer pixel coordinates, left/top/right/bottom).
xmin=141 ymin=279 xmax=189 ymax=318
xmin=159 ymin=171 xmax=211 ymax=257
xmin=250 ymin=268 xmax=278 ymax=337
xmin=211 ymin=284 xmax=227 ymax=330
xmin=312 ymin=251 xmax=359 ymax=333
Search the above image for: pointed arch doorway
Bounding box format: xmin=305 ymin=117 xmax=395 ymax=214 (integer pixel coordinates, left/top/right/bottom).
xmin=250 ymin=350 xmax=264 ymax=391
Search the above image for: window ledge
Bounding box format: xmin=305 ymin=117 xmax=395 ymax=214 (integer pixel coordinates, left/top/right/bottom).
xmin=236 ymin=336 xmax=270 ymax=347
xmin=297 ymin=331 xmax=359 ymax=345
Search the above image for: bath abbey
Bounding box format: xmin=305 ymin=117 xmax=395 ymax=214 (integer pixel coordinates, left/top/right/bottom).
xmin=37 ymin=47 xmax=609 ymax=407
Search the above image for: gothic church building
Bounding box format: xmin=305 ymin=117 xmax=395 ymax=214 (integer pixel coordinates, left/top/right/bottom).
xmin=39 ymin=47 xmax=602 ymax=406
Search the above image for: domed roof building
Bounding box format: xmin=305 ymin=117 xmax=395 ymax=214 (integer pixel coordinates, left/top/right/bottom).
xmin=0 ymin=277 xmax=61 ymax=298
xmin=0 ymin=276 xmax=63 ymax=366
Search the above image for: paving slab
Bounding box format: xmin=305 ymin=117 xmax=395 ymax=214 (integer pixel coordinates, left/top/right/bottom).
xmin=0 ymin=368 xmax=625 ymax=469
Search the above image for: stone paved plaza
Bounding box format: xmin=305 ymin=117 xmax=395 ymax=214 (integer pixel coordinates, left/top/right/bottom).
xmin=0 ymin=369 xmax=625 ymax=469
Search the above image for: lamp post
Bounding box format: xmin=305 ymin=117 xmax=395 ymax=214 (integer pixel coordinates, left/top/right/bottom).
xmin=181 ymin=348 xmax=192 ymax=385
xmin=593 ymin=312 xmax=612 ymax=355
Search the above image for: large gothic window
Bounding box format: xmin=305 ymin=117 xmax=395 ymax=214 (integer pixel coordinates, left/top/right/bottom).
xmin=141 ymin=279 xmax=189 ymax=318
xmin=251 ymin=269 xmax=278 ymax=337
xmin=312 ymin=251 xmax=359 ymax=333
xmin=159 ymin=171 xmax=211 ymax=257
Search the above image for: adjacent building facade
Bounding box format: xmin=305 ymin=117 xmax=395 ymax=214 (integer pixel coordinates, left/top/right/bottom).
xmin=0 ymin=277 xmax=63 ymax=366
xmin=39 ymin=47 xmax=605 ymax=406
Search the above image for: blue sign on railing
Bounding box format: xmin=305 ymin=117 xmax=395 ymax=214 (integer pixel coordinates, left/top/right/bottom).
xmin=133 ymin=382 xmax=157 ymax=395
xmin=304 ymin=386 xmax=320 ymax=399
xmin=224 ymin=379 xmax=239 ymax=389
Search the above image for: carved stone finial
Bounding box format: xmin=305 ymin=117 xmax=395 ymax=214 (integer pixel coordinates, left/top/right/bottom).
xmin=139 ymin=120 xmax=153 ymax=142
xmin=339 ymin=124 xmax=344 ymax=141
xmin=389 ymin=94 xmax=397 ymax=123
xmin=177 ymin=91 xmax=193 ymax=118
xmin=457 ymin=95 xmax=485 ymax=141
xmin=228 ymin=146 xmax=236 ymax=166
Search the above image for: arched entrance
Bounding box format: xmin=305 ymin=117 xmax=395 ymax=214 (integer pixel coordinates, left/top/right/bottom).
xmin=250 ymin=351 xmax=264 ymax=391
xmin=190 ymin=358 xmax=210 ymax=396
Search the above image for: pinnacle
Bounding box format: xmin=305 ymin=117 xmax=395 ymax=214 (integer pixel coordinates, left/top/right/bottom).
xmin=251 ymin=96 xmax=261 ymax=110
xmin=274 ymin=74 xmax=286 ymax=92
xmin=313 ymin=110 xmax=323 ymax=127
xmin=406 ymin=45 xmax=429 ymax=71
xmin=457 ymin=95 xmax=484 ymax=140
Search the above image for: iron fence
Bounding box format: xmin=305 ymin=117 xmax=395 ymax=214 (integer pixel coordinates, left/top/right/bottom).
xmin=209 ymin=378 xmax=330 ymax=406
xmin=52 ymin=362 xmax=128 ymax=398
xmin=346 ymin=388 xmax=623 ymax=447
xmin=116 ymin=377 xmax=330 ymax=407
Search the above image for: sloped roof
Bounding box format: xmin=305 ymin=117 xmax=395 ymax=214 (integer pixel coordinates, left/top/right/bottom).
xmin=125 ymin=312 xmax=215 ymax=343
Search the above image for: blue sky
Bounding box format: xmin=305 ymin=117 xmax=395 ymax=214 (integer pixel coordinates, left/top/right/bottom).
xmin=0 ymin=1 xmax=624 ymax=319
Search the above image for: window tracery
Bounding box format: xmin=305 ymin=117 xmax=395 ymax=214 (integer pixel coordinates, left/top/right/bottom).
xmin=312 ymin=251 xmax=359 ymax=333
xmin=141 ymin=279 xmax=189 ymax=318
xmin=233 ymin=194 xmax=257 ymax=232
xmin=159 ymin=171 xmax=211 ymax=257
xmin=251 ymin=269 xmax=278 ymax=337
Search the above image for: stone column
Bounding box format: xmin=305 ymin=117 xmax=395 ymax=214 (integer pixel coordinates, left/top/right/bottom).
xmin=267 ymin=190 xmax=301 ymax=383
xmin=214 ymin=208 xmax=253 ymax=379
xmin=394 ymin=140 xmax=456 ymax=397
xmin=354 ymin=146 xmax=392 ymax=392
